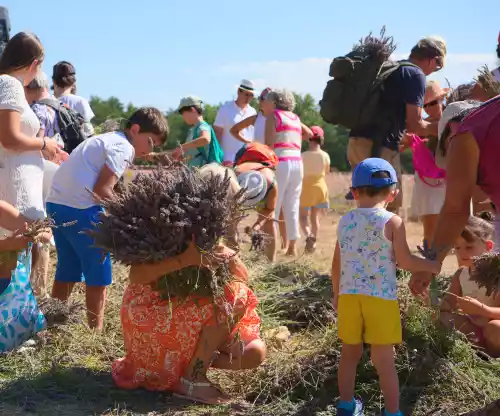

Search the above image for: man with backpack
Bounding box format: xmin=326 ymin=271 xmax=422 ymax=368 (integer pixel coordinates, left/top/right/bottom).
xmin=320 ymin=33 xmax=446 ymax=212
xmin=25 ymin=71 xmax=88 ymax=155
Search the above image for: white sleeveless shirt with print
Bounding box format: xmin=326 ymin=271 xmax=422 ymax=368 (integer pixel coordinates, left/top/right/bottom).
xmin=338 ymin=208 xmax=397 ymax=300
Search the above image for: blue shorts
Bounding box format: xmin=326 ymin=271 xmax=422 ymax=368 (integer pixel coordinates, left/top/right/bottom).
xmin=46 ymin=203 xmax=112 ymax=287
xmin=303 ymin=202 xmax=329 ymax=210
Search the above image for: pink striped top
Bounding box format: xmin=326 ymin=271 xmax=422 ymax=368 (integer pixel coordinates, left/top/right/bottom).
xmin=273 ymin=110 xmax=302 ymax=161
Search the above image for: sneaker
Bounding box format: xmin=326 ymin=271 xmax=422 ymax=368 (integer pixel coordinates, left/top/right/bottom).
xmin=337 ymin=398 xmax=364 ymax=416
xmin=345 ymin=191 xmax=354 ymax=201
xmin=383 ymin=411 xmax=403 ymax=416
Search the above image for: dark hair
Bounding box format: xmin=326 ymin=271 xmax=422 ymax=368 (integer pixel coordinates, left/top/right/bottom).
xmin=125 ymin=107 xmax=169 ymax=143
xmin=353 ymin=171 xmax=396 ymax=197
xmin=0 ymin=32 xmax=44 ymax=74
xmin=178 ymin=106 xmax=203 ymax=115
xmin=309 ymin=136 xmax=324 ymax=146
xmin=461 ymin=215 xmax=494 ymax=243
xmin=496 ymin=44 xmax=500 ymax=60
xmin=52 ymin=61 xmax=76 ymax=88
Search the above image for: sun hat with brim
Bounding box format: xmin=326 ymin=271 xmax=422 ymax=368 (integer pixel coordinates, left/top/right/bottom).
xmin=435 ymin=100 xmax=482 ymax=168
xmin=424 ymin=81 xmax=449 ymax=106
xmin=352 ymin=158 xmax=398 ymax=188
xmin=237 ymin=171 xmax=267 ymax=206
xmin=178 ymin=96 xmax=203 ymax=112
xmin=239 ymin=79 xmax=256 ymax=94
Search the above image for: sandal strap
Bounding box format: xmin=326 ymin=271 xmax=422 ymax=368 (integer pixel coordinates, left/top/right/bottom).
xmin=179 ymin=377 xmax=212 ymax=396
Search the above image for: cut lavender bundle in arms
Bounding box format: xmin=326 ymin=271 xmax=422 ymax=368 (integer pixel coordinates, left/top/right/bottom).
xmin=87 ymin=161 xmax=247 ymax=300
xmin=470 ymin=251 xmax=500 ymax=297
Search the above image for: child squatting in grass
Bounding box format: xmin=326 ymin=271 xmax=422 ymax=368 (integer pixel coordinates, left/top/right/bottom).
xmin=440 ymin=215 xmax=500 ymax=356
xmin=331 ymin=158 xmax=441 ymax=416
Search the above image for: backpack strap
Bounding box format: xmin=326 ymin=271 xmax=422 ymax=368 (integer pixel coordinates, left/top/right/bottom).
xmin=37 ymin=98 xmax=63 ymax=111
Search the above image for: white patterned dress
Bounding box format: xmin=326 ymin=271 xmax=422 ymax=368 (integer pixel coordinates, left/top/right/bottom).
xmin=0 ymin=75 xmax=44 ymax=238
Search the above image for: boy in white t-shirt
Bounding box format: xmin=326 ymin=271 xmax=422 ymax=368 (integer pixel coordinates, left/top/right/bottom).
xmin=46 ymin=107 xmax=169 ymax=330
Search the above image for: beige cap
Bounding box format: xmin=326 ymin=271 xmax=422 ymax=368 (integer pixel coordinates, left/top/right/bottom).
xmin=177 ymin=96 xmax=203 ymax=111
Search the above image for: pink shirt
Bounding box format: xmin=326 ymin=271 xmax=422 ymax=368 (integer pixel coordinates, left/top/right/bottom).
xmin=454 ymin=96 xmax=500 ymax=207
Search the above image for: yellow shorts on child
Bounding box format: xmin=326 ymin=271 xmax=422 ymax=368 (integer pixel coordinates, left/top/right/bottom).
xmin=338 ymin=294 xmax=402 ymax=345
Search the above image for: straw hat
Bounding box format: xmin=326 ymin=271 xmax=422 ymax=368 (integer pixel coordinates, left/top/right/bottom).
xmin=424 ymin=80 xmax=450 ymax=105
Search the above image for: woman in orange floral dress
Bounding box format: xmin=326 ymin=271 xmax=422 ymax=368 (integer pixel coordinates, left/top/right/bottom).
xmin=112 ymin=242 xmax=266 ymax=405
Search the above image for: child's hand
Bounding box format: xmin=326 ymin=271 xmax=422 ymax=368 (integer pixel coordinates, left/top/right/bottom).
xmin=430 ymin=260 xmax=442 ymax=275
xmin=141 ymin=152 xmax=157 ymax=162
xmin=456 ymin=296 xmax=487 ymax=316
xmin=33 ymin=228 xmax=53 ymax=245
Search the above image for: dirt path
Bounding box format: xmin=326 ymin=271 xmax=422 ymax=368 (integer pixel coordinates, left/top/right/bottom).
xmin=242 ymin=212 xmax=457 ymax=276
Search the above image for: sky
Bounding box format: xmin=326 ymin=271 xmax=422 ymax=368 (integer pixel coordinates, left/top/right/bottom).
xmin=4 ymin=1 xmax=499 ymax=111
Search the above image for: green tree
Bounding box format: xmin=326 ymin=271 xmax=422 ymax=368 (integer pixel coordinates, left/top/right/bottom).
xmin=88 ymin=92 xmax=413 ymax=173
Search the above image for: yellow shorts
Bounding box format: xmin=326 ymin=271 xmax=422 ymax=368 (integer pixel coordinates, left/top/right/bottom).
xmin=338 ymin=294 xmax=402 ymax=345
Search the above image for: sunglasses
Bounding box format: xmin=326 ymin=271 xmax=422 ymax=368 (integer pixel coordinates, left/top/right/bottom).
xmin=433 ymin=56 xmax=443 ymax=72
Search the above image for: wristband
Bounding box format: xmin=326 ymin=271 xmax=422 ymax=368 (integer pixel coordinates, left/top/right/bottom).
xmin=41 ymin=138 xmax=46 ymax=151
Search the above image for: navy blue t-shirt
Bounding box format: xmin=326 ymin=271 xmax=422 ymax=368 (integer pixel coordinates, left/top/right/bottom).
xmin=350 ymin=61 xmax=426 ymax=151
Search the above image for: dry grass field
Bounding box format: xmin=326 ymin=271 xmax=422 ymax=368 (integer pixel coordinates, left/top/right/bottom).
xmin=1 ymin=172 xmax=498 ymax=416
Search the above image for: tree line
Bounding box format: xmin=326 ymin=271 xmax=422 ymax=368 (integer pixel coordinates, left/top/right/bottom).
xmin=89 ymin=93 xmax=414 ymax=173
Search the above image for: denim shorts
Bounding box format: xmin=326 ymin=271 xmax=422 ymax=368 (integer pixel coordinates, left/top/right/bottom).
xmin=46 ymin=203 xmax=112 ymax=287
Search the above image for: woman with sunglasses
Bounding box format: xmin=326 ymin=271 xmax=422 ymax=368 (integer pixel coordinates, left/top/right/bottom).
xmin=408 ymin=81 xmax=449 ymax=244
xmin=409 ymin=96 xmax=500 ymax=298
xmin=230 ymin=87 xmax=273 ymax=145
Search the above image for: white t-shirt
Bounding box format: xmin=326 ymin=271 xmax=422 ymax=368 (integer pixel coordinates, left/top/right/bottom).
xmin=214 ymin=101 xmax=256 ymax=163
xmin=47 ymin=132 xmax=135 ymax=209
xmin=254 ymin=113 xmax=267 ymax=144
xmin=59 ymin=94 xmax=95 ymax=136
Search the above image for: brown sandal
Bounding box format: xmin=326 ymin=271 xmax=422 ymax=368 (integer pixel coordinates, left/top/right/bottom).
xmin=173 ymin=377 xmax=231 ymax=405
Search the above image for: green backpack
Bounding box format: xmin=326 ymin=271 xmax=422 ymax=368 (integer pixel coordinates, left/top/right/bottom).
xmin=319 ymin=28 xmax=417 ymax=131
xmin=193 ymin=121 xmax=224 ymax=165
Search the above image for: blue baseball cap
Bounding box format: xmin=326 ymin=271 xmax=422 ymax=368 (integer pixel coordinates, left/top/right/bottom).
xmin=352 ymin=158 xmax=398 ymax=188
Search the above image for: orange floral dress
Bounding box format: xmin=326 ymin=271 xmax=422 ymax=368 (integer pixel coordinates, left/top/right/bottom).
xmin=111 ymin=261 xmax=261 ymax=391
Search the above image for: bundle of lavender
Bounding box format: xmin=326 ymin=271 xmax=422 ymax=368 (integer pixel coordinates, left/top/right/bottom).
xmin=470 ymin=251 xmax=500 ymax=297
xmin=87 ymin=161 xmax=247 ymax=299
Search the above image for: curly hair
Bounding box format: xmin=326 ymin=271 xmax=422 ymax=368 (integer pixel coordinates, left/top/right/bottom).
xmin=266 ymin=89 xmax=296 ymax=112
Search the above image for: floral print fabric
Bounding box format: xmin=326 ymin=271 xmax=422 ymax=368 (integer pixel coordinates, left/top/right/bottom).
xmin=337 ymin=208 xmax=397 ymax=301
xmin=112 ymin=278 xmax=261 ymax=391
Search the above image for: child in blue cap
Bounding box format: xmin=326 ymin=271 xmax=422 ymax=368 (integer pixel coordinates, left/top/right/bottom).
xmin=331 ymin=158 xmax=442 ymax=416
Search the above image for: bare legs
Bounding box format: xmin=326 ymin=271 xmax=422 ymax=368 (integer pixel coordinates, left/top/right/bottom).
xmin=262 ymin=218 xmax=277 ymax=262
xmin=300 ymin=207 xmax=322 ymax=253
xmin=52 ymin=281 xmax=106 ymax=330
xmin=31 ymin=244 xmax=50 ymax=298
xmin=174 ymin=323 xmax=266 ymax=404
xmin=339 ymin=343 xmax=399 ymax=414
